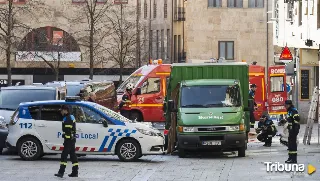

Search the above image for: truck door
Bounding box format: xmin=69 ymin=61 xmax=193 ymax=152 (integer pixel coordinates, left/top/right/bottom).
xmin=268 ymin=66 xmax=287 ymax=115
xmin=136 ymin=77 xmax=164 ymax=121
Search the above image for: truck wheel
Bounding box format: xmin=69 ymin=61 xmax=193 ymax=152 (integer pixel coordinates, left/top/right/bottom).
xmin=116 ymin=139 xmax=141 ymax=162
xmin=238 ymin=146 xmax=246 ymax=157
xmin=17 ymin=137 xmax=43 ymax=161
xmin=130 ymin=111 xmax=142 ymax=122
xmin=178 ymin=148 xmax=186 ymax=158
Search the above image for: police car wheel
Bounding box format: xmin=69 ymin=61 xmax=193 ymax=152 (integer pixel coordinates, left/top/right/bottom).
xmin=17 ymin=137 xmax=43 ymax=161
xmin=116 ymin=139 xmax=141 ymax=162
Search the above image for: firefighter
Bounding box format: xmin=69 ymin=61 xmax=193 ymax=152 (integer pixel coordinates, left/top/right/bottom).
xmin=55 ymin=105 xmax=79 ymax=178
xmin=118 ymin=83 xmax=134 ymax=119
xmin=284 ymin=100 xmax=300 ymax=163
xmin=256 ymin=115 xmax=277 ymax=147
xmin=249 ymin=84 xmax=258 ymax=128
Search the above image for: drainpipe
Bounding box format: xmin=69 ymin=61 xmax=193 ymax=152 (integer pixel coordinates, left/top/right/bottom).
xmin=266 ymin=0 xmax=269 ymax=101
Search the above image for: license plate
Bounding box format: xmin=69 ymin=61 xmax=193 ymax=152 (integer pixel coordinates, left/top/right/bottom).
xmin=202 ymin=141 xmax=221 ymax=146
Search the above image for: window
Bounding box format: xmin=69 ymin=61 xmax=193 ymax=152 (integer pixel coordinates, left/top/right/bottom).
xmin=248 ymin=0 xmax=264 ymax=8
xmin=180 ymin=85 xmax=242 ymax=108
xmin=144 ymin=0 xmax=147 ymax=19
xmin=227 ymin=0 xmax=243 ymax=8
xmin=72 ymin=105 xmax=108 ymax=124
xmin=0 ymin=89 xmax=56 ymax=110
xmin=270 ymin=77 xmax=284 ymax=92
xmin=28 ymin=106 xmax=40 ymax=120
xmin=141 ymin=78 xmax=161 ymax=94
xmin=153 ymin=0 xmax=157 ymax=18
xmin=218 ymin=41 xmax=234 ymax=60
xmin=287 ymin=2 xmax=293 ymax=20
xmin=299 ymin=1 xmax=302 ymax=26
xmin=167 ymin=29 xmax=170 ymax=59
xmin=40 ymin=105 xmax=63 ymax=121
xmin=156 ymin=30 xmax=159 ymax=59
xmin=208 ymin=0 xmax=222 ymax=7
xmin=161 ymin=29 xmax=164 ymax=59
xmin=164 ymin=0 xmax=168 ymax=18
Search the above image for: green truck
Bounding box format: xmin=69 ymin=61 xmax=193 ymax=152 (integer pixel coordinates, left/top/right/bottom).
xmin=164 ymin=62 xmax=251 ymax=158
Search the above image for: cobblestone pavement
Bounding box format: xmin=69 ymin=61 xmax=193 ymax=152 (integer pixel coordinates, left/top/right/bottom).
xmin=1 ymin=124 xmax=320 ymax=181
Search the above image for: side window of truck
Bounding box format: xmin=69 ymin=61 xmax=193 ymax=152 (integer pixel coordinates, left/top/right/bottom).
xmin=141 ymin=78 xmax=161 ymax=94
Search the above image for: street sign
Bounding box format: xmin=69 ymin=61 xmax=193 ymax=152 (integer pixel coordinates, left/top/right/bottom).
xmin=279 ymin=46 xmax=293 ymax=63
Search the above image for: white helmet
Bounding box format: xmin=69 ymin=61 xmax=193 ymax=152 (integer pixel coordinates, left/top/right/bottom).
xmin=126 ymin=83 xmax=134 ymax=91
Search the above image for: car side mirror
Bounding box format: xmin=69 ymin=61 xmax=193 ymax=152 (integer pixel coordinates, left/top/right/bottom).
xmin=99 ymin=118 xmax=108 ymax=127
xmin=135 ymin=87 xmax=141 ymax=95
xmin=168 ymin=100 xmax=177 ymax=112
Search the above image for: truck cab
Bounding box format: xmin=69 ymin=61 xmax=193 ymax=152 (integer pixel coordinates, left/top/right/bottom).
xmin=117 ymin=60 xmax=171 ymax=122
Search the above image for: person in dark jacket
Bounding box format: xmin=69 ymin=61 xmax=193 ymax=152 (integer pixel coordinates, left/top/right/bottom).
xmin=249 ymin=84 xmax=258 ymax=128
xmin=54 ymin=105 xmax=79 ymax=178
xmin=284 ymin=100 xmax=300 ymax=163
xmin=256 ymin=115 xmax=277 ymax=147
xmin=118 ymin=83 xmax=134 ymax=119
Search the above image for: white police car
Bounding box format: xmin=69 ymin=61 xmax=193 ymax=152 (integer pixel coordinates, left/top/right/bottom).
xmin=6 ymin=97 xmax=164 ymax=161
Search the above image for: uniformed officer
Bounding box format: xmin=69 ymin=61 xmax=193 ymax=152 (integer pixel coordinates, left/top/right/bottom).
xmin=118 ymin=83 xmax=134 ymax=119
xmin=54 ymin=105 xmax=79 ymax=178
xmin=249 ymin=84 xmax=258 ymax=128
xmin=256 ymin=115 xmax=277 ymax=147
xmin=284 ymin=100 xmax=300 ymax=163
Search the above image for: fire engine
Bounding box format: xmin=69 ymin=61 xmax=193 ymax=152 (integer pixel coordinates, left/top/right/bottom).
xmin=116 ymin=59 xmax=170 ymax=123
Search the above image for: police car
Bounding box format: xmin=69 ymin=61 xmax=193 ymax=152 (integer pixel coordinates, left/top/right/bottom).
xmin=6 ymin=97 xmax=164 ymax=162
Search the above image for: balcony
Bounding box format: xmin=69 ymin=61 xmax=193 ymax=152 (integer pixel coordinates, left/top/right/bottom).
xmin=174 ymin=7 xmax=185 ymax=21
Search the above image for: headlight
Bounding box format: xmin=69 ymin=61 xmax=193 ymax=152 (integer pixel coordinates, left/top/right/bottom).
xmin=229 ymin=125 xmax=239 ymax=131
xmin=136 ymin=128 xmax=157 ymax=136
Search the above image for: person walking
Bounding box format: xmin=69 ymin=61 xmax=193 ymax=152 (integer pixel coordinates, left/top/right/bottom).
xmin=284 ymin=100 xmax=300 ymax=163
xmin=54 ymin=105 xmax=79 ymax=178
xmin=249 ymin=84 xmax=258 ymax=128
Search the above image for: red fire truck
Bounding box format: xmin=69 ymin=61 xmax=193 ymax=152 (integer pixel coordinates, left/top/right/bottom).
xmin=249 ymin=65 xmax=267 ymax=121
xmin=116 ymin=59 xmax=171 ymax=122
xmin=267 ymin=65 xmax=288 ymax=115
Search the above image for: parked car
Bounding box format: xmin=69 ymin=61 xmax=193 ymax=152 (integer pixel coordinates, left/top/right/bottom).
xmin=0 ymin=85 xmax=66 ymax=153
xmin=6 ymin=97 xmax=164 ymax=161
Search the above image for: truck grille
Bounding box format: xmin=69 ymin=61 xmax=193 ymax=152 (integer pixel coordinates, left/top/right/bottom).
xmin=197 ymin=127 xmax=226 ymax=132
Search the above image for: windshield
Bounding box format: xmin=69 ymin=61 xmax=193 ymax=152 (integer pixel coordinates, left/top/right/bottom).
xmin=180 ymin=85 xmax=242 ymax=108
xmin=94 ymin=104 xmax=132 ymax=123
xmin=117 ymin=75 xmax=144 ymax=93
xmin=0 ymin=89 xmax=56 ymax=110
xmin=67 ymin=84 xmax=84 ymax=96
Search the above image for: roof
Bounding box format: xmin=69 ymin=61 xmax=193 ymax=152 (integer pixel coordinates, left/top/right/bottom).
xmin=182 ymin=79 xmax=239 ymax=86
xmin=1 ymin=85 xmax=57 ymax=90
xmin=19 ymin=100 xmax=94 ymax=107
xmin=172 ymin=62 xmax=248 ymax=66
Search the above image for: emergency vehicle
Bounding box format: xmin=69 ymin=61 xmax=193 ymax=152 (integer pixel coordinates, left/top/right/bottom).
xmin=249 ymin=65 xmax=267 ymax=121
xmin=6 ymin=97 xmax=164 ymax=162
xmin=117 ymin=59 xmax=171 ymax=122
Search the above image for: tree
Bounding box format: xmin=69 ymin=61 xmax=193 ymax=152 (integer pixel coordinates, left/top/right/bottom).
xmin=0 ymin=0 xmax=46 ymax=86
xmin=72 ymin=0 xmax=113 ymax=80
xmin=105 ymin=3 xmax=145 ymax=83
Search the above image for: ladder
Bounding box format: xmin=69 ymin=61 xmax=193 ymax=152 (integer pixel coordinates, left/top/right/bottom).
xmin=303 ymin=87 xmax=319 ymax=145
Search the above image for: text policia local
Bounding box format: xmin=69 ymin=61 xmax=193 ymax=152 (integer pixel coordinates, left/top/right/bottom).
xmin=57 ymin=132 xmax=99 ymax=139
xmin=264 ymin=162 xmax=304 ymax=172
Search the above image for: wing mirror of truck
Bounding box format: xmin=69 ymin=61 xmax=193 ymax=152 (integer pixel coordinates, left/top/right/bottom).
xmin=135 ymin=87 xmax=141 ymax=95
xmin=168 ymin=100 xmax=177 ymax=112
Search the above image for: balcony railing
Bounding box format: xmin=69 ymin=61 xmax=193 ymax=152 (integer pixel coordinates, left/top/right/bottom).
xmin=174 ymin=7 xmax=185 ymax=21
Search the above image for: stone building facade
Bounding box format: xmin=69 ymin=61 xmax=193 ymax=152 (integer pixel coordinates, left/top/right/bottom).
xmin=0 ymin=0 xmax=172 ymax=84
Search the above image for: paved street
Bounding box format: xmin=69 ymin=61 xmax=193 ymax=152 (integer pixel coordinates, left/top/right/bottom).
xmin=1 ymin=124 xmax=320 ymax=181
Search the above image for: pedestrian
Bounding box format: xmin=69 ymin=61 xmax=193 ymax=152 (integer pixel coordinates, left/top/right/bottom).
xmin=284 ymin=100 xmax=300 ymax=163
xmin=54 ymin=105 xmax=79 ymax=178
xmin=256 ymin=115 xmax=276 ymax=147
xmin=249 ymin=84 xmax=258 ymax=128
xmin=118 ymin=83 xmax=134 ymax=119
xmin=87 ymin=92 xmax=96 ymax=102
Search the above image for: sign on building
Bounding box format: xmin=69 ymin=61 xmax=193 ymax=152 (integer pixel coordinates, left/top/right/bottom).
xmin=16 ymin=51 xmax=81 ymax=62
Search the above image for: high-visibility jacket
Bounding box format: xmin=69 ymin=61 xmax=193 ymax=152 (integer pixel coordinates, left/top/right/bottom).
xmin=62 ymin=114 xmax=76 ymax=140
